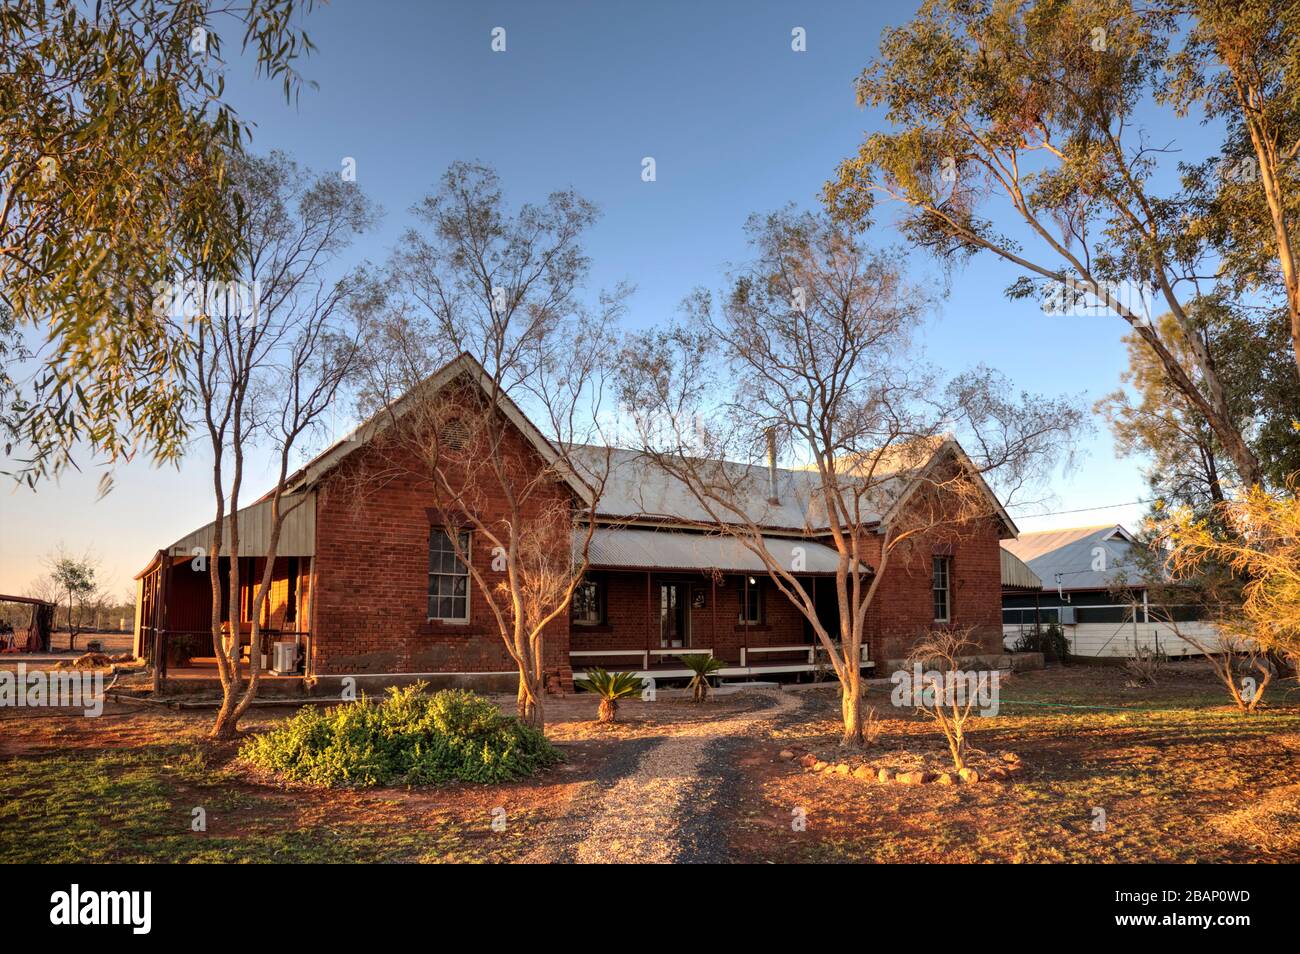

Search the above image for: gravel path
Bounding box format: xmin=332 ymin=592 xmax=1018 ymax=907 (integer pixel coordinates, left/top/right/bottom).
xmin=674 ymin=690 xmax=823 ymax=863
xmin=518 ymin=735 xmax=660 ymax=864
xmin=569 ymin=689 xmax=800 ymax=864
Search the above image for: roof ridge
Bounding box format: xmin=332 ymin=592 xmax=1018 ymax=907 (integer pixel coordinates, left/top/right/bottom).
xmin=1012 ymin=523 xmax=1120 ymax=536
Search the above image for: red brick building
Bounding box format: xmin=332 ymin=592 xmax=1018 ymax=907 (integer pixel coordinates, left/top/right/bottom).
xmin=135 ymin=354 xmax=1017 ymax=692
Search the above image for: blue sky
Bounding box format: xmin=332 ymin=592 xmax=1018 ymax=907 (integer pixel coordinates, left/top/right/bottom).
xmin=2 ymin=0 xmax=1207 ymax=595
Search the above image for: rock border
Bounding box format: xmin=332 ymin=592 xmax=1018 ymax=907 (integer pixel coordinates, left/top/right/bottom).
xmin=781 ymin=749 xmax=1024 ymax=786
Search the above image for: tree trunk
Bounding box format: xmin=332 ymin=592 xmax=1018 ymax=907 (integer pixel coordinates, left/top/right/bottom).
xmin=517 ymin=673 xmax=544 ymax=730
xmin=948 ymin=724 xmax=966 ymax=773
xmin=210 ymin=685 xmax=241 ymax=739
xmin=598 ymin=698 xmax=616 ymax=723
xmin=67 ymin=593 xmax=77 ymax=651
xmin=840 ymin=675 xmax=865 ymax=745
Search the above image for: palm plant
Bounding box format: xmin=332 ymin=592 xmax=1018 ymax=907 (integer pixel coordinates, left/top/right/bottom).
xmin=575 ymin=668 xmax=646 ymax=723
xmin=679 ymin=653 xmax=724 ymax=702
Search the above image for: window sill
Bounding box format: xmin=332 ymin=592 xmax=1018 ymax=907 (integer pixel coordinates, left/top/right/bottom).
xmin=572 ymin=622 xmax=613 ymax=633
xmin=734 ymin=623 xmax=771 ymax=632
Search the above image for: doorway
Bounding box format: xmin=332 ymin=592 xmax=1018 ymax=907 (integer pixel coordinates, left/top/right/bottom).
xmin=660 ymin=582 xmax=689 ymax=648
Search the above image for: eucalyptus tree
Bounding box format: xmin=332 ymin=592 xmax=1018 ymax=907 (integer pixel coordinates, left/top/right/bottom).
xmin=349 ymin=162 xmax=628 ymax=731
xmin=826 ymin=0 xmax=1300 ymax=490
xmin=1 ymin=0 xmax=318 ymax=486
xmin=618 ymin=208 xmax=1081 ymax=745
xmin=193 ymin=151 xmax=376 ymax=739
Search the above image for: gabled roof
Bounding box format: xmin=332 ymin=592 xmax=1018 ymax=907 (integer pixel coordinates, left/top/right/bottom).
xmin=152 ymin=354 xmax=1018 ymax=571
xmin=873 ymin=437 xmax=1018 ymax=540
xmin=278 ymin=352 xmax=594 ymax=504
xmin=572 ymin=435 xmax=1016 ymax=538
xmin=1001 ymin=524 xmax=1147 ymax=592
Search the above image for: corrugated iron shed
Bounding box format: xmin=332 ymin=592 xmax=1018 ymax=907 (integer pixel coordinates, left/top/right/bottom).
xmin=1001 ymin=524 xmax=1148 ymax=591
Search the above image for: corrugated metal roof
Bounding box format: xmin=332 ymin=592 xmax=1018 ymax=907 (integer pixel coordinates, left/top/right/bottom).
xmin=165 ymin=493 xmax=316 ymax=558
xmin=571 ymin=446 xmax=914 ymax=531
xmin=1001 ymin=525 xmax=1148 ymax=592
xmin=1000 ymin=548 xmax=1042 ymax=590
xmin=580 ymin=527 xmax=853 ymax=575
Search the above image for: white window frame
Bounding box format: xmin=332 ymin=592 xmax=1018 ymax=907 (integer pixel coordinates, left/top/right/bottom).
xmin=428 ymin=529 xmax=471 ymax=623
xmin=932 ymin=556 xmax=951 ymax=623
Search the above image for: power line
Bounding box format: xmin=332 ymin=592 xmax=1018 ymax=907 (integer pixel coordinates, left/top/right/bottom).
xmin=1009 ymin=497 xmax=1158 ymax=519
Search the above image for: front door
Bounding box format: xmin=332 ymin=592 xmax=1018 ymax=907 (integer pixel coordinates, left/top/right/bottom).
xmin=660 ymin=583 xmax=688 ymax=648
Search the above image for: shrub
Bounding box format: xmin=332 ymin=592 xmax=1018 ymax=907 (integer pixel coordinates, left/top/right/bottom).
xmin=574 ymin=668 xmax=645 ymax=722
xmin=239 ymin=683 xmax=560 ymax=787
xmin=679 ymin=653 xmax=724 ymax=701
xmin=1013 ymin=623 xmax=1070 ymax=662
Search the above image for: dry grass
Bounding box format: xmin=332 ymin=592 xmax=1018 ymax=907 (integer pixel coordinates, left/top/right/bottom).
xmin=1211 ymin=783 xmax=1300 ymax=855
xmin=2 ymin=659 xmax=1298 ymax=863
xmin=725 ymin=661 xmax=1300 ymax=863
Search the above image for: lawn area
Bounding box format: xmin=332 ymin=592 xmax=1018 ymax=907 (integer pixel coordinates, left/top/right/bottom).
xmin=1 ymin=660 xmax=1297 ymax=863
xmin=729 ymin=662 xmax=1300 ymax=863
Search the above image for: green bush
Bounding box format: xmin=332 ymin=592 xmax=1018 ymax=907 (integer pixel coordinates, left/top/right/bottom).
xmin=239 ymin=684 xmax=560 ymax=787
xmin=1013 ymin=623 xmax=1071 ymax=662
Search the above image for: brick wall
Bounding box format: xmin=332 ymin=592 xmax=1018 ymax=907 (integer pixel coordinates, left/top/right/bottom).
xmin=863 ymin=516 xmax=1006 ymax=664
xmin=569 ymin=570 xmax=812 ymax=665
xmin=311 ymin=395 xmax=573 ymax=691
xmin=308 ymin=395 xmax=1006 ymax=688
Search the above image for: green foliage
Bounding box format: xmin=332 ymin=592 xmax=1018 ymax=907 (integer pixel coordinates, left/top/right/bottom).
xmin=1099 ymin=308 xmax=1300 ymax=511
xmin=239 ymin=684 xmax=560 ymax=787
xmin=576 ymin=668 xmax=645 ymax=722
xmin=49 ymin=558 xmax=95 ymax=598
xmin=575 ymin=668 xmax=645 ymax=701
xmin=678 ymin=653 xmax=724 ymax=677
xmin=679 ymin=653 xmax=724 ymax=701
xmin=825 ymin=0 xmax=1300 ymax=491
xmin=0 ymin=0 xmax=318 ymax=483
xmin=1013 ymin=624 xmax=1071 ymax=663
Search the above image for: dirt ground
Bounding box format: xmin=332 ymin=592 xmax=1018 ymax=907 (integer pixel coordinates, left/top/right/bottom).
xmin=2 ymin=659 xmax=1298 ymax=863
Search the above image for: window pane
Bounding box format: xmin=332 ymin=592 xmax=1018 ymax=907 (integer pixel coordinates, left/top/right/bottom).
xmin=573 ymin=580 xmax=601 ymax=623
xmin=932 ymin=557 xmax=950 ymax=621
xmin=428 ymin=527 xmax=470 ymax=619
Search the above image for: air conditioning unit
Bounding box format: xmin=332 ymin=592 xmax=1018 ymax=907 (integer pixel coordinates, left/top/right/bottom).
xmin=1058 ymin=605 xmax=1076 ymax=625
xmin=272 ymin=641 xmax=298 ymax=675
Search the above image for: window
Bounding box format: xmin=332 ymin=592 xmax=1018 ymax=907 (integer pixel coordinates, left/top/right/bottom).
xmin=932 ymin=556 xmax=951 ymax=622
xmin=572 ymin=578 xmax=604 ymax=625
xmin=428 ymin=529 xmax=470 ymax=621
xmin=739 ymin=576 xmax=763 ymax=624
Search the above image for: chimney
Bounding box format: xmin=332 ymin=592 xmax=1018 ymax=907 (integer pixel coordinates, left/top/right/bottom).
xmin=766 ymin=428 xmax=779 ymax=505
